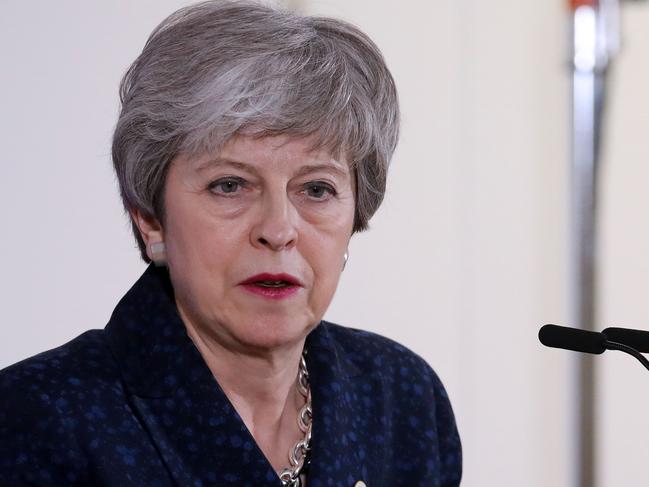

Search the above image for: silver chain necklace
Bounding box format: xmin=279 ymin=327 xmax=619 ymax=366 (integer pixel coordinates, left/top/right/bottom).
xmin=278 ymin=351 xmax=312 ymax=487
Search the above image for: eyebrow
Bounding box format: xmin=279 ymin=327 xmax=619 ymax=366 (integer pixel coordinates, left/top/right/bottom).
xmin=294 ymin=163 xmax=349 ymax=179
xmin=196 ymin=157 xmax=349 ymax=179
xmin=196 ymin=157 xmax=259 ymax=175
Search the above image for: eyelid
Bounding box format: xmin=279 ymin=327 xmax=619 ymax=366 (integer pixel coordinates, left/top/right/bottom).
xmin=209 ymin=175 xmax=246 ymax=184
xmin=304 ymin=178 xmax=336 ymax=188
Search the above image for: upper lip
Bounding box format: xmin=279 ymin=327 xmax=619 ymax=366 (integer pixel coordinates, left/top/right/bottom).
xmin=239 ymin=273 xmax=303 ymax=286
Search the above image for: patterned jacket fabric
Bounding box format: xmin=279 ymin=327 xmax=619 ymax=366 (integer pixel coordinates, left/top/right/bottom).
xmin=0 ymin=264 xmax=462 ymax=486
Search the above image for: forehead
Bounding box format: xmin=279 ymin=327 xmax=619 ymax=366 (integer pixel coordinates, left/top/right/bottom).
xmin=190 ymin=135 xmax=350 ymax=176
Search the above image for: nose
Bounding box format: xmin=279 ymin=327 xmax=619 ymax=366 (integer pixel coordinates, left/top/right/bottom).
xmin=250 ymin=192 xmax=298 ymax=251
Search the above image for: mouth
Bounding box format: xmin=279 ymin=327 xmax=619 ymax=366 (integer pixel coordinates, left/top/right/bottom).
xmin=240 ymin=273 xmax=302 ymax=287
xmin=239 ymin=273 xmax=303 ymax=299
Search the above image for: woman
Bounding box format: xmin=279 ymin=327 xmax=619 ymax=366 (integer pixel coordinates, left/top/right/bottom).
xmin=0 ymin=1 xmax=461 ymax=485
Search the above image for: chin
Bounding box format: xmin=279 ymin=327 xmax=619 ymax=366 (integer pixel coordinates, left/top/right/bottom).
xmin=233 ymin=315 xmax=315 ymax=352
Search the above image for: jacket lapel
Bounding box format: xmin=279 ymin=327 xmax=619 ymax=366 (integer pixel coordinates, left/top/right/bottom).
xmin=306 ymin=325 xmax=371 ymax=486
xmin=105 ymin=265 xmax=280 ymax=485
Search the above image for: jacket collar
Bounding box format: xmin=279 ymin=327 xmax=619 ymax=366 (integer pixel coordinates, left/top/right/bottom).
xmin=105 ymin=264 xmax=361 ymax=398
xmin=105 ymin=264 xmax=202 ymax=398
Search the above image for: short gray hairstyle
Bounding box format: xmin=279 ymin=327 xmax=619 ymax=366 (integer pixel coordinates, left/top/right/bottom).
xmin=112 ymin=0 xmax=400 ymax=263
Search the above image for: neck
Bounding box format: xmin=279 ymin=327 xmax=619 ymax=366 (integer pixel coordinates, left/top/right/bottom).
xmin=179 ymin=310 xmax=306 ymax=473
xmin=185 ymin=322 xmax=304 ymax=424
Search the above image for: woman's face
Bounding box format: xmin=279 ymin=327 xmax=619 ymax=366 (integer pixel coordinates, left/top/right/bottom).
xmin=151 ymin=135 xmax=355 ymax=352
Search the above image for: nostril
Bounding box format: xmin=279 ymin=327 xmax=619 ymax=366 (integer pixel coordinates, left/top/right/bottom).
xmin=258 ymin=237 xmax=269 ymax=245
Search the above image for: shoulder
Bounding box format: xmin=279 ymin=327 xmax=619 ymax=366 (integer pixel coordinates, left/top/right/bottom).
xmin=0 ymin=331 xmax=123 ymax=484
xmin=319 ymin=320 xmax=445 ymax=387
xmin=316 ymin=321 xmax=463 ymax=485
xmin=0 ymin=329 xmax=124 ymax=417
xmin=317 ymin=320 xmax=456 ymax=427
xmin=0 ymin=329 xmax=125 ymax=425
xmin=0 ymin=329 xmax=120 ymax=399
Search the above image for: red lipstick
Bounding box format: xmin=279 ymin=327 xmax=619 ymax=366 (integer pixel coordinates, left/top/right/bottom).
xmin=239 ymin=273 xmax=303 ymax=300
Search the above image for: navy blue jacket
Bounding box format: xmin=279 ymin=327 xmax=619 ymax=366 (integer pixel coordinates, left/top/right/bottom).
xmin=0 ymin=265 xmax=461 ymax=486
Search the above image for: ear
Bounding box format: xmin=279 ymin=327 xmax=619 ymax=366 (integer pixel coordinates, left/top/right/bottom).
xmin=129 ymin=208 xmax=165 ymax=262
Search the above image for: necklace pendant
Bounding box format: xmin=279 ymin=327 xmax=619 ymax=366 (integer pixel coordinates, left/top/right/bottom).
xmin=281 ymin=476 xmax=301 ymax=487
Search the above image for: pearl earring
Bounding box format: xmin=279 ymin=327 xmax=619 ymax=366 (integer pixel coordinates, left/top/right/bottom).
xmin=342 ymin=251 xmax=349 ymax=271
xmin=150 ymin=242 xmax=167 ymax=267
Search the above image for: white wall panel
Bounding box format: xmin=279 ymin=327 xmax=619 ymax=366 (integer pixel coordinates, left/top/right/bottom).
xmin=598 ymin=4 xmax=649 ymax=487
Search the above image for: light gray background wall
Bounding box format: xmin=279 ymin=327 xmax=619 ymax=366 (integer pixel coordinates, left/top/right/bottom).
xmin=598 ymin=3 xmax=649 ymax=486
xmin=1 ymin=1 xmax=648 ymax=486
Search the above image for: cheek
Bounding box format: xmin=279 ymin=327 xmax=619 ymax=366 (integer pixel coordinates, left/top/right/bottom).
xmin=304 ymin=220 xmax=351 ymax=295
xmin=163 ymin=192 xmax=244 ymax=273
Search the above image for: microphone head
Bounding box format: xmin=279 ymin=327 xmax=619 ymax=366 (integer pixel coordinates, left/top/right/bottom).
xmin=539 ymin=324 xmax=606 ymax=354
xmin=603 ymin=327 xmax=649 ymax=353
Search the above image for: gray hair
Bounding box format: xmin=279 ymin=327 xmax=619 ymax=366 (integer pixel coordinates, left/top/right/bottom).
xmin=112 ymin=0 xmax=400 ymax=262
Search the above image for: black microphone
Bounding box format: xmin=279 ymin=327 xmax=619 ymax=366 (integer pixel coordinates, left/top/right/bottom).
xmin=539 ymin=324 xmax=649 ymax=373
xmin=538 ymin=324 xmax=606 ymax=354
xmin=602 ymin=327 xmax=649 ymax=353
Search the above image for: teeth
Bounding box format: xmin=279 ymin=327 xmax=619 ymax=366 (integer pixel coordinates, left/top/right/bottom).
xmin=257 ymin=280 xmax=288 ymax=288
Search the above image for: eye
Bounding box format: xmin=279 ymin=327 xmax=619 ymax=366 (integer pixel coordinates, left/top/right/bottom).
xmin=304 ymin=182 xmax=337 ymax=200
xmin=208 ymin=177 xmax=245 ymax=195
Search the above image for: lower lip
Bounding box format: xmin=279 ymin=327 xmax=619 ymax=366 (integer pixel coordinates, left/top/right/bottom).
xmin=240 ymin=284 xmax=301 ymax=300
